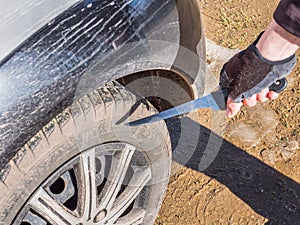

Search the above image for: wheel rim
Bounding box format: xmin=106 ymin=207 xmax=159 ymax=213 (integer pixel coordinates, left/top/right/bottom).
xmin=14 ymin=143 xmax=152 ymax=225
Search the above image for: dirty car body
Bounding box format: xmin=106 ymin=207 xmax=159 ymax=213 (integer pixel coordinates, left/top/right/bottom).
xmin=0 ymin=0 xmax=206 ymax=224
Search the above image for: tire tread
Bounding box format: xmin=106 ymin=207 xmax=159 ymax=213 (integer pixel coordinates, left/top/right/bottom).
xmin=0 ymin=81 xmax=171 ymax=225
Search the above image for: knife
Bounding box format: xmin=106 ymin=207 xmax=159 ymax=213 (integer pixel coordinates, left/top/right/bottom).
xmin=125 ymin=78 xmax=287 ymax=126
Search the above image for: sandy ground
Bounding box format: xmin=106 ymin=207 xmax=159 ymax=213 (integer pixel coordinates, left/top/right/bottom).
xmin=155 ymin=0 xmax=300 ymax=224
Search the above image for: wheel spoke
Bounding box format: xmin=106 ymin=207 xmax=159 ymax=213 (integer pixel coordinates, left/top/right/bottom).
xmin=79 ymin=148 xmax=98 ymax=221
xmin=108 ymin=167 xmax=151 ymax=223
xmin=28 ymin=189 xmax=79 ymax=225
xmin=17 ymin=142 xmax=155 ymax=225
xmin=98 ymin=144 xmax=136 ymax=211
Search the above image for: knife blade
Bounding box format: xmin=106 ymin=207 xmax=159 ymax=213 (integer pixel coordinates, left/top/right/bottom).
xmin=125 ymin=90 xmax=226 ymax=126
xmin=125 ymin=78 xmax=287 ymax=127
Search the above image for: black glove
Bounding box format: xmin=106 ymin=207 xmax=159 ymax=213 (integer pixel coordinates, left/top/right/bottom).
xmin=220 ymin=34 xmax=297 ymax=103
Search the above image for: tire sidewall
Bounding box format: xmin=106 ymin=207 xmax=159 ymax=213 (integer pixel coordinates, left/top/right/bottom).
xmin=0 ymin=87 xmax=171 ymax=225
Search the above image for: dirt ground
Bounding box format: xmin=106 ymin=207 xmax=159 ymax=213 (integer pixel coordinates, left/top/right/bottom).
xmin=155 ymin=0 xmax=300 ymax=224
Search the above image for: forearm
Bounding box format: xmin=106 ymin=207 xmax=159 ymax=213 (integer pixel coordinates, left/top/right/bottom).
xmin=224 ymin=0 xmax=300 ymax=118
xmin=255 ymin=19 xmax=300 ymax=61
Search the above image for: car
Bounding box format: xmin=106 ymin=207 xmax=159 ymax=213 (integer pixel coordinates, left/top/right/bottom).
xmin=0 ymin=0 xmax=206 ymax=224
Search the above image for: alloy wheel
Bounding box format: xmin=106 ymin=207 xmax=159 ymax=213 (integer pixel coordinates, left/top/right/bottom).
xmin=14 ymin=142 xmax=152 ymax=225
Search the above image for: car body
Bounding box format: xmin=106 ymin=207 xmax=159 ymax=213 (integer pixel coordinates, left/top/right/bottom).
xmin=0 ymin=0 xmax=206 ymax=224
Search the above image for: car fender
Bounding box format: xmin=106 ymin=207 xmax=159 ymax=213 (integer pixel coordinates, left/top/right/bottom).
xmin=0 ymin=0 xmax=206 ymax=169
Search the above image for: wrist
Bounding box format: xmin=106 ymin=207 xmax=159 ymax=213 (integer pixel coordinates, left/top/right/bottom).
xmin=255 ymin=19 xmax=300 ymax=61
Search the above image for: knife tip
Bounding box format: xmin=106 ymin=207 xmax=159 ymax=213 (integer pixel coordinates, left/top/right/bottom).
xmin=117 ymin=115 xmax=163 ymax=127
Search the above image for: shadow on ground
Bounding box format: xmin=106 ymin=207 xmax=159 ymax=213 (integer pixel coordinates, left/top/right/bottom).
xmin=166 ymin=117 xmax=300 ymax=225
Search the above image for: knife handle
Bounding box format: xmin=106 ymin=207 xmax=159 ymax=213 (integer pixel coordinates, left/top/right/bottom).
xmin=218 ymin=78 xmax=288 ymax=108
xmin=269 ymin=78 xmax=288 ymax=93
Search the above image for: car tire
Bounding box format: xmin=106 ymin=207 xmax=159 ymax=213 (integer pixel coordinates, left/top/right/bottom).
xmin=0 ymin=82 xmax=171 ymax=225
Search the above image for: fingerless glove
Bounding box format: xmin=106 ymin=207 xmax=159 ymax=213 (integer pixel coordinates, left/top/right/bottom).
xmin=220 ymin=34 xmax=297 ymax=102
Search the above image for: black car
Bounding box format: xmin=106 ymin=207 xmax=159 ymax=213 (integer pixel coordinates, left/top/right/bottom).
xmin=0 ymin=0 xmax=206 ymax=224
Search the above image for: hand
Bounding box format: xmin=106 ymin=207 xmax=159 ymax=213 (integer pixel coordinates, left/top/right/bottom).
xmin=221 ymin=20 xmax=299 ymax=119
xmin=226 ymin=88 xmax=279 ymax=118
xmin=220 ymin=33 xmax=296 ymax=119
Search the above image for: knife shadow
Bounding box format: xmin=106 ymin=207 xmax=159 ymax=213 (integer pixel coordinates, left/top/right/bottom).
xmin=166 ymin=117 xmax=300 ymax=225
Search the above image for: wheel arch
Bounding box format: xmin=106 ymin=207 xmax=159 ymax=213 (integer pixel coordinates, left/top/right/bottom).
xmin=0 ymin=0 xmax=207 ymax=172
